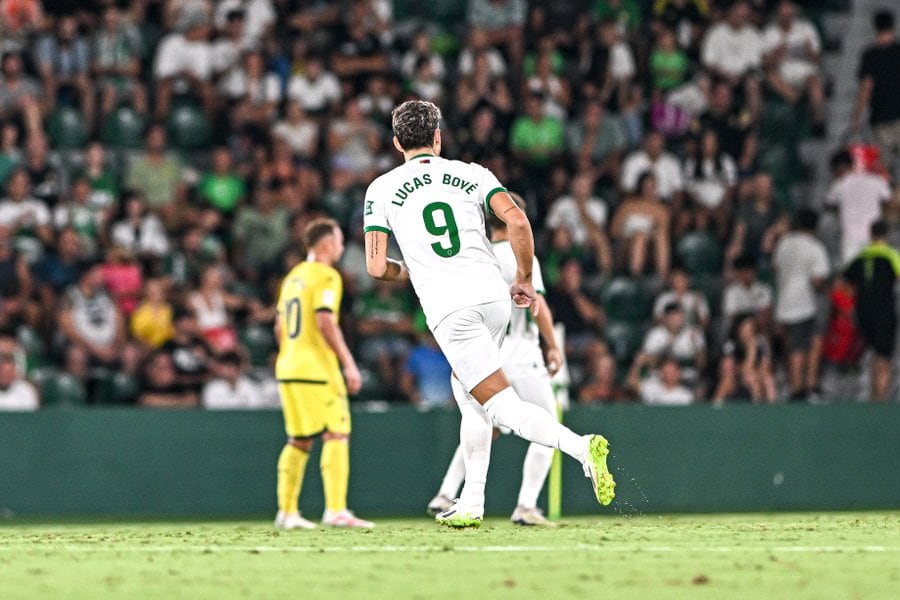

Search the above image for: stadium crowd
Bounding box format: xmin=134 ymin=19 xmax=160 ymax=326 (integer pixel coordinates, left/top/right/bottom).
xmin=0 ymin=0 xmax=898 ymax=411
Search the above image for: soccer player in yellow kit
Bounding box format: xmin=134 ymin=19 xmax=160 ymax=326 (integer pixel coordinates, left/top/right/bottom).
xmin=273 ymin=217 xmax=373 ymax=529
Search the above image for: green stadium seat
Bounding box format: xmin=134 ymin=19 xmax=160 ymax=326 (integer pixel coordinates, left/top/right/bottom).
xmin=167 ymin=104 xmax=211 ymax=152
xmin=604 ymin=320 xmax=645 ymax=366
xmin=101 ymin=107 xmax=148 ymax=149
xmin=676 ymin=232 xmax=722 ymax=275
xmin=600 ymin=276 xmax=650 ymax=322
xmin=41 ymin=372 xmax=87 ymax=407
xmin=240 ymin=325 xmax=277 ymax=368
xmin=760 ymin=100 xmax=803 ymax=145
xmin=46 ymin=107 xmax=88 ymax=149
xmin=96 ymin=372 xmax=139 ymax=405
xmin=16 ymin=326 xmax=48 ymax=371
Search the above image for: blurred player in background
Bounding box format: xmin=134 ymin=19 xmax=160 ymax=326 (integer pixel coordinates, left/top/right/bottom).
xmin=427 ymin=192 xmax=564 ymax=526
xmin=273 ymin=217 xmax=373 ymax=530
xmin=364 ymin=100 xmax=615 ymax=528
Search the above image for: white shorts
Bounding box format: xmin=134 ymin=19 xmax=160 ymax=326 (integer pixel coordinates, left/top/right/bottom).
xmin=432 ymin=300 xmax=511 ymax=391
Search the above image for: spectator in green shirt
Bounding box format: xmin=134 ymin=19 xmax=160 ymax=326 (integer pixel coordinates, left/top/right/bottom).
xmin=593 ymin=0 xmax=642 ymax=33
xmin=509 ymin=92 xmax=565 ymax=169
xmin=231 ymin=185 xmax=289 ymax=279
xmin=198 ymin=146 xmax=246 ymax=215
xmin=124 ymin=123 xmax=185 ymax=229
xmin=79 ymin=141 xmax=119 ymax=211
xmin=650 ymin=28 xmax=690 ymax=91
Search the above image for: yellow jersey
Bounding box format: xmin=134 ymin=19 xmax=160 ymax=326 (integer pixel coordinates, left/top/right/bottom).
xmin=274 ymin=261 xmax=344 ymax=386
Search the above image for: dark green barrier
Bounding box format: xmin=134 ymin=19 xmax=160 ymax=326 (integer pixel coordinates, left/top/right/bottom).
xmin=1 ymin=405 xmax=898 ymax=517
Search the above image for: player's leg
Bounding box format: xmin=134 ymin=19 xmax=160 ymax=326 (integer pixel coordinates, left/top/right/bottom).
xmin=320 ymin=388 xmax=374 ymax=528
xmin=427 ymin=443 xmax=464 ymax=515
xmin=473 ymin=371 xmax=615 ymax=506
xmin=509 ymin=373 xmax=556 ymax=525
xmin=437 ymin=301 xmax=615 ymax=507
xmin=431 ymin=308 xmax=504 ymax=527
xmin=275 ymin=383 xmax=316 ymax=530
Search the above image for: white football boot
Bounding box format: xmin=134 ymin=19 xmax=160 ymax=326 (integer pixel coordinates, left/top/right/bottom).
xmin=274 ymin=511 xmax=317 ymax=530
xmin=322 ymin=509 xmax=375 ymax=528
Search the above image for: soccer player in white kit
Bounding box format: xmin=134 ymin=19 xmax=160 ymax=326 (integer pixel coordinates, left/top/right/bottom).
xmin=364 ymin=100 xmax=615 ymax=528
xmin=427 ymin=192 xmax=564 ymax=526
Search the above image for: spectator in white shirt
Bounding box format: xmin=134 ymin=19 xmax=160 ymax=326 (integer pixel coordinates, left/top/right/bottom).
xmin=683 ymin=128 xmax=737 ymax=237
xmin=825 ymin=150 xmax=892 ymax=265
xmin=762 ymin=1 xmax=826 ymax=130
xmin=545 ymin=174 xmax=613 ymax=274
xmin=637 ymin=302 xmax=706 ymax=384
xmin=201 ymin=351 xmax=264 ymax=409
xmin=621 ymin=130 xmax=684 ymax=203
xmin=701 ymin=1 xmax=763 ymax=116
xmin=653 ymin=266 xmax=711 ymax=329
xmin=457 ymin=29 xmax=507 ymax=78
xmin=210 ymin=9 xmax=248 ymax=79
xmin=110 ymin=191 xmax=170 ymax=260
xmin=400 ymin=30 xmax=446 ymax=81
xmin=214 ymin=0 xmax=275 ymax=48
xmin=772 ymin=209 xmax=830 ymax=400
xmin=220 ymin=50 xmax=281 ymax=128
xmin=545 ymin=172 xmax=609 ymax=246
xmin=154 ymin=13 xmax=215 ymax=119
xmin=722 ymin=253 xmax=773 ymax=330
xmin=629 ymin=354 xmax=694 ymax=406
xmin=271 ymin=101 xmax=320 ymax=160
xmin=0 ymin=168 xmax=52 ymax=248
xmin=286 ymin=54 xmax=341 ymax=116
xmin=0 ymin=350 xmax=38 ymax=411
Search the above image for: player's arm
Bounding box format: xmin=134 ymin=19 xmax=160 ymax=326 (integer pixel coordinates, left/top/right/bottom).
xmin=489 ymin=191 xmax=539 ymax=315
xmin=532 ymin=295 xmax=562 ymax=376
xmin=365 ymin=230 xmax=409 ymax=282
xmin=273 ymin=311 xmax=283 ymax=347
xmin=315 ymin=309 xmax=362 ymax=394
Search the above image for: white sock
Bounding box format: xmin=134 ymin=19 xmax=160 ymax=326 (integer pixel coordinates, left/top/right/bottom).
xmin=517 ymin=443 xmax=554 ymax=508
xmin=452 ymin=377 xmax=492 ymax=512
xmin=483 ymin=387 xmax=588 ymax=462
xmin=437 ymin=445 xmax=465 ymax=500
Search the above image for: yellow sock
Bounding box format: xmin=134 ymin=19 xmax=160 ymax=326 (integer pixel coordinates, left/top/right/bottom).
xmin=321 ymin=439 xmax=349 ymax=513
xmin=277 ymin=444 xmax=308 ymax=514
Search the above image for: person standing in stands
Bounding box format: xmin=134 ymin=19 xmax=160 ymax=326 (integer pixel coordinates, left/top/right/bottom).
xmin=843 ymin=221 xmax=900 ymax=402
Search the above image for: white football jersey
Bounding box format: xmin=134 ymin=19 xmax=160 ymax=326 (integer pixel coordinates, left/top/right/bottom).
xmin=364 ymin=154 xmax=509 ymax=329
xmin=493 ymin=240 xmax=546 ymax=371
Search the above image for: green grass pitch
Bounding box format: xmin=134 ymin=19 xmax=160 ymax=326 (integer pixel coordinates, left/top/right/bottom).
xmin=1 ymin=512 xmax=897 ymax=599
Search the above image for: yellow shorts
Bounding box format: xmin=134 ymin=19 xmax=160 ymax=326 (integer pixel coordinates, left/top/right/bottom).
xmin=278 ymin=380 xmax=351 ymax=438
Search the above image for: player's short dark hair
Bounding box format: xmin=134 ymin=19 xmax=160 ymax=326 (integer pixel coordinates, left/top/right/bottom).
xmin=795 ymin=208 xmax=819 ymax=232
xmin=874 ymin=10 xmax=895 ymax=32
xmin=488 ymin=191 xmax=525 ymax=230
xmin=871 ymin=219 xmax=889 ymax=239
xmin=391 ymin=100 xmax=442 ymax=150
xmin=303 ymin=217 xmax=340 ymax=249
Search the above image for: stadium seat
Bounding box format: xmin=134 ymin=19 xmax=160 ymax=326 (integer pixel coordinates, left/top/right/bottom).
xmin=240 ymin=325 xmax=277 ymax=368
xmin=46 ymin=107 xmax=88 ymax=149
xmin=96 ymin=372 xmax=139 ymax=405
xmin=166 ymin=104 xmax=211 ymax=152
xmin=101 ymin=107 xmax=148 ymax=149
xmin=16 ymin=325 xmax=48 ymax=370
xmin=604 ymin=320 xmax=645 ymax=366
xmin=600 ymin=276 xmax=650 ymax=322
xmin=41 ymin=372 xmax=87 ymax=407
xmin=676 ymin=232 xmax=722 ymax=275
xmin=760 ymin=100 xmax=803 ymax=145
